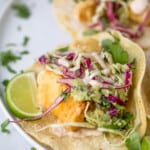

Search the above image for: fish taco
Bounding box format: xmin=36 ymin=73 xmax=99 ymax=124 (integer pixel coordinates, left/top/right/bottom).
xmin=53 ymin=0 xmax=150 ymax=50
xmin=6 ymin=31 xmax=146 ymax=150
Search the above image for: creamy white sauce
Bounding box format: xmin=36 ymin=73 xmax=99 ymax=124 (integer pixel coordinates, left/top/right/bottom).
xmin=129 ymin=0 xmax=149 ymax=14
xmin=51 ymin=127 xmax=102 ymax=138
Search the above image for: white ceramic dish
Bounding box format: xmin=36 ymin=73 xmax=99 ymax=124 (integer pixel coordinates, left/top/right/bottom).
xmin=0 ymin=0 xmax=71 ymax=149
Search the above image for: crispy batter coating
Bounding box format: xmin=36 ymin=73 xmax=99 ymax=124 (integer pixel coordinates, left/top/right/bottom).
xmin=37 ymin=70 xmax=85 ymax=131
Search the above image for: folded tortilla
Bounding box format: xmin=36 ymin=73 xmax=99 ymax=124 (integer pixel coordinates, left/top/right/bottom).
xmin=53 ymin=0 xmax=150 ymax=50
xmin=21 ymin=31 xmax=146 ymax=150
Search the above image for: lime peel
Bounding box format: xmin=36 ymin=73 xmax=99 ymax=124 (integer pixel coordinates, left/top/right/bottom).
xmin=6 ymin=72 xmax=41 ymax=118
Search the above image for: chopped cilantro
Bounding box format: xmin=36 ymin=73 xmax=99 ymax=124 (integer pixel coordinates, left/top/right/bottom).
xmin=22 ymin=36 xmax=30 ymax=46
xmin=83 ymin=29 xmax=99 ymax=36
xmin=31 ymin=147 xmax=37 ymax=150
xmin=0 ymin=50 xmax=29 ymax=74
xmin=20 ymin=50 xmax=29 ymax=55
xmin=6 ymin=65 xmax=17 ymax=74
xmin=0 ymin=50 xmax=22 ymax=73
xmin=12 ymin=3 xmax=31 ymax=19
xmin=1 ymin=119 xmax=10 ymax=134
xmin=126 ymin=132 xmax=141 ymax=150
xmin=57 ymin=46 xmax=69 ymax=52
xmin=2 ymin=79 xmax=9 ymax=87
xmin=101 ymin=39 xmax=128 ymax=64
xmin=61 ymin=90 xmax=70 ymax=101
xmin=0 ymin=50 xmax=21 ymax=66
xmin=101 ymin=39 xmax=113 ymax=50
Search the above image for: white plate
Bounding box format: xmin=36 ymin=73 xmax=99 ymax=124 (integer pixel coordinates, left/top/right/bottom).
xmin=0 ymin=0 xmax=71 ymax=149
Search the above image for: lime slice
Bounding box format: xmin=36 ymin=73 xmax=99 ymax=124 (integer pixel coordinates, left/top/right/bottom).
xmin=141 ymin=136 xmax=150 ymax=150
xmin=6 ymin=72 xmax=41 ymax=118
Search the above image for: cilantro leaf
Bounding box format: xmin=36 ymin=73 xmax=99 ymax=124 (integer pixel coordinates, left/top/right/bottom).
xmin=22 ymin=36 xmax=30 ymax=46
xmin=125 ymin=132 xmax=141 ymax=150
xmin=2 ymin=79 xmax=9 ymax=87
xmin=0 ymin=50 xmax=21 ymax=66
xmin=101 ymin=39 xmax=113 ymax=50
xmin=61 ymin=90 xmax=70 ymax=101
xmin=0 ymin=50 xmax=29 ymax=74
xmin=20 ymin=50 xmax=29 ymax=55
xmin=31 ymin=147 xmax=37 ymax=150
xmin=101 ymin=39 xmax=128 ymax=64
xmin=110 ymin=43 xmax=128 ymax=64
xmin=6 ymin=65 xmax=17 ymax=74
xmin=12 ymin=3 xmax=31 ymax=19
xmin=1 ymin=119 xmax=10 ymax=134
xmin=57 ymin=46 xmax=69 ymax=52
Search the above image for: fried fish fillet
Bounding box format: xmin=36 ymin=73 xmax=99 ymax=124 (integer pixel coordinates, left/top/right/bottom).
xmin=37 ymin=70 xmax=85 ymax=130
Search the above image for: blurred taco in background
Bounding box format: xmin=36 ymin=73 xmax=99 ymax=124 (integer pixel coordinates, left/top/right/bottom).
xmin=7 ymin=31 xmax=146 ymax=150
xmin=53 ymin=0 xmax=150 ymax=50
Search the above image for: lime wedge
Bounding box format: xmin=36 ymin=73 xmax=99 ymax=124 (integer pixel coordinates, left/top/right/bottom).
xmin=6 ymin=72 xmax=41 ymax=118
xmin=141 ymin=136 xmax=150 ymax=150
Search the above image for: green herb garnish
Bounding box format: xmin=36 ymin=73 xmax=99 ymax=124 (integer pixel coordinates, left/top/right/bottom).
xmin=0 ymin=50 xmax=21 ymax=65
xmin=57 ymin=46 xmax=69 ymax=52
xmin=125 ymin=131 xmax=141 ymax=150
xmin=61 ymin=90 xmax=70 ymax=101
xmin=102 ymin=39 xmax=128 ymax=64
xmin=0 ymin=50 xmax=29 ymax=74
xmin=6 ymin=65 xmax=17 ymax=73
xmin=83 ymin=29 xmax=99 ymax=36
xmin=12 ymin=3 xmax=31 ymax=19
xmin=0 ymin=50 xmax=21 ymax=73
xmin=2 ymin=79 xmax=9 ymax=87
xmin=22 ymin=36 xmax=30 ymax=46
xmin=31 ymin=147 xmax=37 ymax=150
xmin=1 ymin=119 xmax=10 ymax=134
xmin=20 ymin=50 xmax=29 ymax=55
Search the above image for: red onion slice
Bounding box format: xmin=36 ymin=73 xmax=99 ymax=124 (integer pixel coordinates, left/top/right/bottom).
xmin=38 ymin=55 xmax=49 ymax=65
xmin=57 ymin=78 xmax=73 ymax=87
xmin=10 ymin=95 xmax=65 ymax=123
xmin=84 ymin=57 xmax=92 ymax=71
xmin=125 ymin=72 xmax=131 ymax=85
xmin=107 ymin=95 xmax=125 ymax=106
xmin=109 ymin=106 xmax=120 ymax=116
xmin=66 ymin=53 xmax=76 ymax=60
xmin=105 ymin=2 xmax=116 ymax=22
